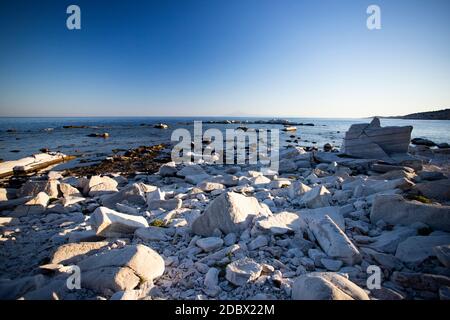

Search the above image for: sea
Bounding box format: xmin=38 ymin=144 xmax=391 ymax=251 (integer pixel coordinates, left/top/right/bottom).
xmin=0 ymin=117 xmax=449 ymax=169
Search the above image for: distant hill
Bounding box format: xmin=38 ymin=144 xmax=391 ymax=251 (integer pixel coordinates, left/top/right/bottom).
xmin=374 ymin=108 xmax=450 ymax=120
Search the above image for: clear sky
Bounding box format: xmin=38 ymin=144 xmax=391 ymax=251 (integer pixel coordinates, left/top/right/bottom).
xmin=0 ymin=0 xmax=449 ymax=117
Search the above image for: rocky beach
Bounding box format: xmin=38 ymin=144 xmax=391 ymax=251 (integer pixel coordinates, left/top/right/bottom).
xmin=0 ymin=118 xmax=449 ymax=300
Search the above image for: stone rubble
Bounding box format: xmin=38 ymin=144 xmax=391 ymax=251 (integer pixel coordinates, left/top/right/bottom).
xmin=1 ymin=126 xmax=449 ymax=300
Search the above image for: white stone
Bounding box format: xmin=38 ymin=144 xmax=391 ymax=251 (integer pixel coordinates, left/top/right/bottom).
xmin=300 ymin=186 xmax=331 ymax=209
xmin=196 ymin=237 xmax=224 ymax=252
xmin=225 ymin=258 xmax=262 ymax=286
xmin=248 ymin=235 xmax=269 ymax=250
xmin=191 ymin=192 xmax=271 ymax=236
xmin=308 ymin=215 xmax=361 ymax=265
xmin=90 ymin=206 xmax=149 ymax=237
xmin=256 ymin=211 xmax=306 ymax=235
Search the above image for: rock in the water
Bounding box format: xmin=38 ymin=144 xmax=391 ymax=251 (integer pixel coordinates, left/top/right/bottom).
xmin=300 ymin=186 xmax=331 ymax=209
xmin=291 ymin=272 xmax=370 ymax=300
xmin=370 ymin=194 xmax=450 ymax=232
xmin=395 ymin=234 xmax=450 ymax=265
xmin=308 ymin=215 xmax=361 ymax=265
xmin=196 ymin=237 xmax=224 ymax=252
xmin=225 ymin=258 xmax=262 ymax=286
xmin=90 ymin=206 xmax=149 ymax=237
xmin=191 ymin=191 xmax=270 ymax=236
xmin=341 ymin=117 xmax=412 ymax=159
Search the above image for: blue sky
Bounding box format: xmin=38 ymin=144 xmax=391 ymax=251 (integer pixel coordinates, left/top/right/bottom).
xmin=0 ymin=0 xmax=449 ymax=117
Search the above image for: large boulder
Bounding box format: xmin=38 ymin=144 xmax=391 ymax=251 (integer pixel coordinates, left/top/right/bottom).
xmin=341 ymin=117 xmax=412 ymax=159
xmin=78 ymin=244 xmax=164 ymax=282
xmin=76 ymin=244 xmax=164 ymax=295
xmin=292 ymin=272 xmax=370 ymax=300
xmin=191 ymin=192 xmax=271 ymax=236
xmin=90 ymin=206 xmax=149 ymax=237
xmin=308 ymin=215 xmax=361 ymax=265
xmin=370 ymin=194 xmax=450 ymax=232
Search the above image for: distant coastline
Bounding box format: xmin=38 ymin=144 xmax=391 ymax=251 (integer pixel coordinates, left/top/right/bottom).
xmin=373 ymin=108 xmax=450 ymax=120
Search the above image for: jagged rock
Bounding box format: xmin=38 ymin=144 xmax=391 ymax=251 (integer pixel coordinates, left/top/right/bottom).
xmin=370 ymin=194 xmax=450 ymax=232
xmin=288 ymin=181 xmax=312 ymax=199
xmin=434 ymin=245 xmax=450 ymax=268
xmin=292 ymin=272 xmax=370 ymax=300
xmin=413 ymin=179 xmax=450 ymax=201
xmin=300 ymin=186 xmax=331 ymax=209
xmin=51 ymin=241 xmax=110 ymax=265
xmin=308 ymin=215 xmax=361 ymax=265
xmin=90 ymin=206 xmax=149 ymax=237
xmin=102 ymin=183 xmax=152 ymax=209
xmin=204 ymin=268 xmax=220 ymax=296
xmin=191 ymin=192 xmax=271 ymax=236
xmin=13 ymin=192 xmax=49 ymax=216
xmin=58 ymin=183 xmax=81 ymax=197
xmin=17 ymin=180 xmax=60 ymax=199
xmin=255 ymin=211 xmax=306 ymax=235
xmin=196 ymin=237 xmax=224 ymax=252
xmin=85 ymin=176 xmax=118 ymax=197
xmin=395 ymin=234 xmax=450 ymax=264
xmin=341 ymin=117 xmax=412 ymax=159
xmin=225 ymin=258 xmax=262 ymax=286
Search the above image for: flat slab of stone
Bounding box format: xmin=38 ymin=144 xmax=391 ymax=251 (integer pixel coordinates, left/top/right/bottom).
xmin=370 ymin=194 xmax=450 ymax=232
xmin=341 ymin=117 xmax=412 ymax=159
xmin=256 ymin=211 xmax=306 ymax=235
xmin=395 ymin=234 xmax=450 ymax=265
xmin=51 ymin=241 xmax=110 ymax=265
